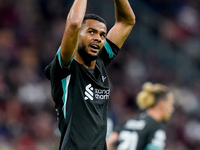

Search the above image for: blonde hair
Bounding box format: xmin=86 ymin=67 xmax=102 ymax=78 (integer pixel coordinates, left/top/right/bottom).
xmin=136 ymin=82 xmax=169 ymax=110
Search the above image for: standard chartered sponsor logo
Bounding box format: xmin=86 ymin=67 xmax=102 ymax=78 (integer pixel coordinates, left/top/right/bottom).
xmin=84 ymin=84 xmax=110 ymax=101
xmin=84 ymin=84 xmax=94 ymax=100
xmin=95 ymin=89 xmax=110 ymax=99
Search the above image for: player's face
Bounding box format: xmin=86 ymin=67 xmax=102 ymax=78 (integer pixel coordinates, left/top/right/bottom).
xmin=162 ymin=93 xmax=174 ymax=122
xmin=78 ymin=19 xmax=107 ymax=61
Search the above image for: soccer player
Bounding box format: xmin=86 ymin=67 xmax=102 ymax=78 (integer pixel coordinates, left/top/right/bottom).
xmin=107 ymin=82 xmax=174 ymax=150
xmin=45 ymin=0 xmax=135 ymax=149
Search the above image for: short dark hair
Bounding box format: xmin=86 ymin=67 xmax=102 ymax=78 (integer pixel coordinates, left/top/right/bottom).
xmin=82 ymin=14 xmax=107 ymax=26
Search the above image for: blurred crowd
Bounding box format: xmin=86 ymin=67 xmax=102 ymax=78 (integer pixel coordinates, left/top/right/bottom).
xmin=0 ymin=0 xmax=200 ymax=149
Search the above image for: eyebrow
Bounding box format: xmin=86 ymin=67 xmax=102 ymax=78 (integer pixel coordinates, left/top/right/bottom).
xmin=88 ymin=28 xmax=107 ymax=35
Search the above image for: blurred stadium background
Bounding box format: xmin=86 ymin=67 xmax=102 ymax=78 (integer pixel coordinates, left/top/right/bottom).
xmin=0 ymin=0 xmax=200 ymax=149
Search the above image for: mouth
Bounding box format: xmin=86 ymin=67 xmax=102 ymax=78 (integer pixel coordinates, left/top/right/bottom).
xmin=89 ymin=44 xmax=100 ymax=52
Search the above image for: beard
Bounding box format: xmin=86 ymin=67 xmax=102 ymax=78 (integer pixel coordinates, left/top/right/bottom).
xmin=78 ymin=43 xmax=98 ymax=62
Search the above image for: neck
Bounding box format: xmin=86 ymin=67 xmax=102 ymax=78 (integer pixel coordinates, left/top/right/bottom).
xmin=74 ymin=53 xmax=96 ymax=68
xmin=147 ymin=108 xmax=162 ymax=122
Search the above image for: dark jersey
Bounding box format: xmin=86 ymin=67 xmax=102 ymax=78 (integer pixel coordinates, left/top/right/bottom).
xmin=45 ymin=39 xmax=119 ymax=150
xmin=115 ymin=113 xmax=166 ymax=150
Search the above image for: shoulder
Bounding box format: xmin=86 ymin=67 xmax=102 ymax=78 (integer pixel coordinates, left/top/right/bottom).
xmin=104 ymin=39 xmax=120 ymax=55
xmin=45 ymin=53 xmax=76 ymax=81
xmin=99 ymin=39 xmax=120 ymax=58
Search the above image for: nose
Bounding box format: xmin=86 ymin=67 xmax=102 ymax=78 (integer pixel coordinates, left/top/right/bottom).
xmin=93 ymin=34 xmax=101 ymax=42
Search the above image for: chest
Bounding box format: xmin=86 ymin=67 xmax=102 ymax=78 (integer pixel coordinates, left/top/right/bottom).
xmin=69 ymin=60 xmax=110 ymax=103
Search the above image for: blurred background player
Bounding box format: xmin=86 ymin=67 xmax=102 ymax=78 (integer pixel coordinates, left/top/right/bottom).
xmin=107 ymin=82 xmax=174 ymax=150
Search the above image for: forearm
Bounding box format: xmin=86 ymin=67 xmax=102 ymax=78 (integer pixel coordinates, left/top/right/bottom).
xmin=114 ymin=0 xmax=135 ymax=25
xmin=66 ymin=0 xmax=87 ymax=27
xmin=61 ymin=0 xmax=87 ymax=65
xmin=106 ymin=0 xmax=135 ymax=48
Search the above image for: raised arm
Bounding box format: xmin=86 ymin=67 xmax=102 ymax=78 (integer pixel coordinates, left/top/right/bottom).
xmin=107 ymin=0 xmax=135 ymax=48
xmin=60 ymin=0 xmax=87 ymax=66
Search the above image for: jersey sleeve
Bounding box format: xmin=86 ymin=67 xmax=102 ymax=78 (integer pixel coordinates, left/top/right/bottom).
xmin=99 ymin=39 xmax=120 ymax=67
xmin=45 ymin=46 xmax=73 ymax=81
xmin=145 ymin=129 xmax=166 ymax=150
